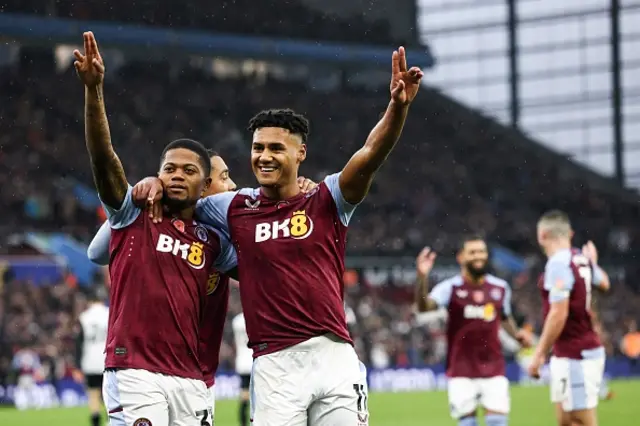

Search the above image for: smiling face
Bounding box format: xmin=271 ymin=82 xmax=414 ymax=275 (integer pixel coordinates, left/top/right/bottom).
xmin=251 ymin=127 xmax=306 ymax=188
xmin=457 ymin=239 xmax=489 ymax=279
xmin=158 ymin=148 xmax=211 ymax=210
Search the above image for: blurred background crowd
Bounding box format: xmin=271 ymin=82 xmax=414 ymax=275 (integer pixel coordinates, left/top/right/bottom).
xmin=1 ymin=0 xmax=640 ymax=389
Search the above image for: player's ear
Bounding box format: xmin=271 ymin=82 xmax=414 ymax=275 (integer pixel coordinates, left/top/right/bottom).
xmin=297 ymin=143 xmax=307 ymax=164
xmin=201 ymin=177 xmax=212 ymax=196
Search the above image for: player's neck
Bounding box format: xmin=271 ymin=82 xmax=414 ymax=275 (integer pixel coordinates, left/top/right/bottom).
xmin=544 ymin=240 xmax=571 ymax=258
xmin=167 ymin=205 xmax=196 ymax=221
xmin=462 ymin=271 xmax=485 ymax=285
xmin=261 ymin=181 xmax=301 ymax=201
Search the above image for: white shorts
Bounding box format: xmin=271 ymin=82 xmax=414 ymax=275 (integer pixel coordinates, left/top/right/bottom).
xmin=447 ymin=376 xmax=510 ymax=419
xmin=250 ymin=334 xmax=369 ymax=426
xmin=103 ymin=369 xmax=210 ymax=426
xmin=550 ymin=355 xmax=605 ymax=412
xmin=207 ymin=386 xmax=215 ymax=419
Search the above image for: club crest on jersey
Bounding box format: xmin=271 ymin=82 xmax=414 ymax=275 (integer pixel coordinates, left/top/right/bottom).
xmin=472 ymin=290 xmax=484 ymax=303
xmin=245 ymin=198 xmax=261 ymax=210
xmin=206 ymin=272 xmax=220 ymax=295
xmin=254 ymin=210 xmax=314 ymax=242
xmin=490 ymin=288 xmax=502 ymax=301
xmin=156 ymin=234 xmax=206 ymax=269
xmin=195 ymin=226 xmax=209 ymax=242
xmin=172 ymin=218 xmax=185 ymax=233
xmin=133 ymin=418 xmax=152 ymax=426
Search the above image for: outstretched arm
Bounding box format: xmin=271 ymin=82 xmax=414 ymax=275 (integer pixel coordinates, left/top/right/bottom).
xmin=75 ymin=31 xmax=128 ymax=209
xmin=339 ymin=47 xmax=423 ymax=204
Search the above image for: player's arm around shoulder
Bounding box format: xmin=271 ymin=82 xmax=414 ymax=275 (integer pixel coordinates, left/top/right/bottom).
xmin=208 ymin=226 xmax=238 ymax=279
xmin=338 ymin=47 xmax=423 ymax=205
xmin=414 ymin=247 xmax=445 ymax=312
xmin=195 ymin=191 xmax=239 ymax=234
xmin=87 ymin=220 xmax=112 ymax=265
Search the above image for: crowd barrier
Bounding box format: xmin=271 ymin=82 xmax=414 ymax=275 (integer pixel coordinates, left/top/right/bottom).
xmin=1 ymin=359 xmax=637 ymax=409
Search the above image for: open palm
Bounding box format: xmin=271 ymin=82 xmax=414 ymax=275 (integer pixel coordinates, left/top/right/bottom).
xmin=74 ymin=31 xmax=105 ymax=88
xmin=390 ymin=46 xmax=424 ymax=105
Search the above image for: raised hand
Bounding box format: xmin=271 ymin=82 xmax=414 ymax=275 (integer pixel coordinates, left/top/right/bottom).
xmin=416 ymin=246 xmax=437 ymax=278
xmin=132 ymin=177 xmax=164 ymax=223
xmin=582 ymin=240 xmax=599 ymax=265
xmin=390 ymin=46 xmax=424 ymax=106
xmin=74 ymin=31 xmax=105 ymax=88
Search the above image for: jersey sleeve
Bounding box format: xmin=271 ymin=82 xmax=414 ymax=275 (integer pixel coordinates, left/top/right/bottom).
xmin=210 ymin=227 xmax=237 ymax=273
xmin=196 ymin=191 xmax=236 ymax=235
xmin=87 ymin=221 xmax=112 ymax=265
xmin=324 ymin=172 xmax=359 ymax=226
xmin=543 ymin=260 xmax=576 ymax=303
xmin=101 ymin=185 xmax=141 ymax=229
xmin=502 ymin=283 xmax=513 ymax=318
xmin=428 ymin=279 xmax=454 ymax=308
xmin=592 ymin=265 xmax=605 ymax=287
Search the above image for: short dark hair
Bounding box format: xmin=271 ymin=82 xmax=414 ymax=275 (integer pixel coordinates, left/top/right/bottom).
xmin=247 ymin=108 xmax=310 ymax=143
xmin=161 ymin=139 xmax=211 ymax=177
xmin=457 ymin=233 xmax=486 ymax=253
xmin=206 ymin=149 xmax=219 ymax=158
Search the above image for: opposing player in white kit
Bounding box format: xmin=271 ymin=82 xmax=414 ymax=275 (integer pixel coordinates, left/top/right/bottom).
xmin=232 ymin=313 xmax=253 ymax=426
xmin=415 ymin=236 xmax=532 ymax=426
xmin=529 ymin=211 xmax=610 ymax=426
xmin=77 ymin=289 xmax=109 ymax=426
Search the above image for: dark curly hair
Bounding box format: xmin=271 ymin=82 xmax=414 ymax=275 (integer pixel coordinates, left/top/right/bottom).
xmin=247 ymin=108 xmax=310 ymax=143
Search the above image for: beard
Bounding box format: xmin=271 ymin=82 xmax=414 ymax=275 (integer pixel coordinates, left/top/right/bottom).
xmin=465 ymin=260 xmax=488 ymax=279
xmin=163 ymin=193 xmax=195 ymax=213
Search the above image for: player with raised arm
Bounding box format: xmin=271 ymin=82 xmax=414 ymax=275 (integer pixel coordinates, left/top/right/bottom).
xmin=76 ymin=288 xmax=109 ymax=426
xmin=528 ymin=211 xmax=610 ymax=426
xmin=231 ymin=312 xmax=253 ymax=426
xmin=414 ymin=235 xmax=532 ymax=426
xmin=87 ymin=151 xmax=318 ymax=421
xmin=74 ymin=31 xmax=236 ymax=426
xmin=134 ymin=46 xmax=423 ymax=426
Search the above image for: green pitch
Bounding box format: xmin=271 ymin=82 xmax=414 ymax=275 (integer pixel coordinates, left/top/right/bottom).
xmin=0 ymin=380 xmax=637 ymax=425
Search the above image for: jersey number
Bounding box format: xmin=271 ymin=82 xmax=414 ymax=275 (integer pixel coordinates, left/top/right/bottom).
xmin=353 ymin=384 xmax=368 ymax=413
xmin=196 ymin=409 xmax=212 ymax=426
xmin=577 ymin=266 xmax=592 ymax=312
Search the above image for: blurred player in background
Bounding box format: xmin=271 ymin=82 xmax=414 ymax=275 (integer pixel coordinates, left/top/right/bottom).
xmin=529 ymin=211 xmax=610 ymax=426
xmin=88 ymin=150 xmax=317 ymax=421
xmin=414 ymin=235 xmax=532 ymax=426
xmin=135 ymin=46 xmax=423 ymax=425
xmin=232 ymin=312 xmax=253 ymax=426
xmin=76 ymin=288 xmax=109 ymax=426
xmin=75 ymin=31 xmax=236 ymax=426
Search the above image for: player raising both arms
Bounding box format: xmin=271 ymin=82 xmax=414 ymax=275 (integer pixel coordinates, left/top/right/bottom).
xmin=87 ymin=150 xmax=318 ymax=421
xmin=528 ymin=211 xmax=610 ymax=426
xmin=135 ymin=46 xmax=423 ymax=425
xmin=74 ymin=31 xmax=236 ymax=426
xmin=414 ymin=235 xmax=532 ymax=426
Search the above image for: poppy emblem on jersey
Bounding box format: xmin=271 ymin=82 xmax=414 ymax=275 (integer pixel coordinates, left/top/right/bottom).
xmin=206 ymin=272 xmax=220 ymax=295
xmin=133 ymin=418 xmax=152 ymax=426
xmin=472 ymin=290 xmax=484 ymax=303
xmin=245 ymin=198 xmax=261 ymax=210
xmin=276 ymin=201 xmax=288 ymax=209
xmin=554 ymin=279 xmax=565 ymax=290
xmin=195 ymin=226 xmax=209 ymax=242
xmin=490 ymin=288 xmax=502 ymax=301
xmin=172 ymin=218 xmax=185 ymax=233
xmin=455 ymin=290 xmax=468 ymax=299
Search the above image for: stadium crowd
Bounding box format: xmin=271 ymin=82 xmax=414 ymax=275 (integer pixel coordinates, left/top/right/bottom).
xmin=1 ymin=61 xmax=638 ymax=260
xmin=0 ymin=0 xmax=402 ymax=45
xmin=1 ymin=267 xmax=639 ymax=385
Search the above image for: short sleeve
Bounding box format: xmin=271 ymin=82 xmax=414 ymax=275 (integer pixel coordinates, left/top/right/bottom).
xmin=102 ymin=185 xmax=141 ymax=229
xmin=502 ymin=284 xmax=513 ymax=318
xmin=544 ymin=260 xmax=576 ymax=303
xmin=211 ymin=227 xmax=237 ymax=273
xmin=324 ymin=172 xmax=358 ymax=226
xmin=428 ymin=279 xmax=454 ymax=308
xmin=592 ymin=265 xmax=605 ymax=287
xmin=196 ymin=191 xmax=236 ymax=235
xmin=87 ymin=221 xmax=112 ymax=266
